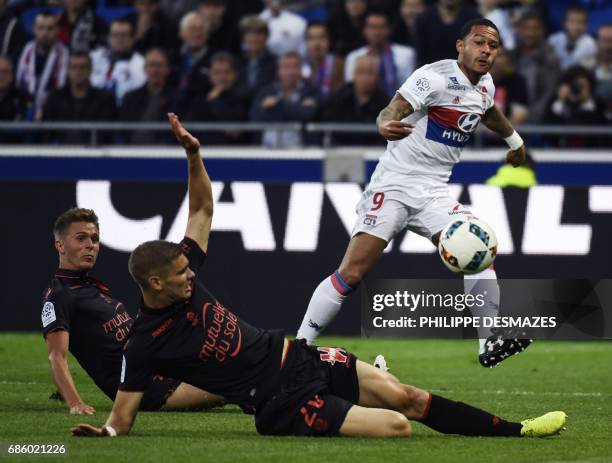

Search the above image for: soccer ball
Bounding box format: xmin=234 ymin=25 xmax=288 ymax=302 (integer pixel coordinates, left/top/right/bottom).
xmin=438 ymin=216 xmax=498 ymax=274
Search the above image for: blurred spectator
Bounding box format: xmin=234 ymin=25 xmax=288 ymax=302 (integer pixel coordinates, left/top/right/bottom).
xmin=259 ymin=0 xmax=306 ymax=56
xmin=42 ymin=51 xmax=115 ymax=144
xmin=486 ymin=150 xmax=537 ymax=188
xmin=177 ymin=11 xmax=213 ymax=110
xmin=236 ymin=15 xmax=276 ymax=102
xmin=0 ymin=55 xmax=29 ymax=121
xmin=16 ymin=11 xmax=68 ymax=120
xmin=0 ymin=0 xmax=27 ymax=66
xmin=185 ymin=52 xmax=249 ymax=144
xmin=159 ymin=0 xmax=198 ymax=23
xmin=90 ymin=18 xmax=147 ymax=105
xmin=124 ymin=0 xmax=179 ymax=57
xmin=120 ymin=48 xmax=175 ymax=144
xmin=581 ymin=24 xmax=612 ymax=120
xmin=302 ymin=22 xmax=344 ymax=96
xmin=345 ymin=13 xmax=415 ymax=97
xmin=391 ymin=0 xmax=425 ymax=48
xmin=321 ymin=55 xmax=388 ymax=146
xmin=548 ymin=5 xmax=597 ymax=70
xmin=198 ymin=0 xmax=240 ymax=54
xmin=250 ymin=51 xmax=319 ymax=148
xmin=476 ymin=0 xmax=515 ymax=50
xmin=414 ymin=0 xmax=481 ymax=66
xmin=160 ymin=0 xmax=265 ymax=23
xmin=327 ymin=0 xmax=367 ymax=57
xmin=543 ymin=65 xmax=606 ymax=147
xmin=546 ymin=0 xmax=607 ymax=37
xmin=490 ymin=47 xmax=528 ymax=126
xmin=508 ymin=11 xmax=560 ymax=123
xmin=57 ymin=0 xmax=108 ymax=52
xmin=512 ymin=0 xmax=548 ymax=22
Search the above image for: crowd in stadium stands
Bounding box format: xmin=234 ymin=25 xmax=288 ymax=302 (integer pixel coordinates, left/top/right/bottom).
xmin=0 ymin=0 xmax=611 ymax=147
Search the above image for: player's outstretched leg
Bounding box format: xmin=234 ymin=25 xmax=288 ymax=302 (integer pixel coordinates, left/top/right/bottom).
xmin=164 ymin=383 xmax=224 ymax=410
xmin=339 ymin=406 xmax=412 ymax=437
xmin=349 ymin=360 xmax=566 ymax=437
xmin=297 ymin=233 xmax=387 ymax=344
xmin=464 ymin=266 xmax=502 ymax=355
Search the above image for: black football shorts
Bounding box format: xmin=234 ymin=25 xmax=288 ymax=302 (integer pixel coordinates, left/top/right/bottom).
xmin=255 ymin=339 xmax=360 ymax=436
xmin=139 ymin=376 xmax=182 ymax=411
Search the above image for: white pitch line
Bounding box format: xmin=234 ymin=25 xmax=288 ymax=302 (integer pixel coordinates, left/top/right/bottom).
xmin=0 ymin=381 xmax=41 ymax=385
xmin=0 ymin=382 xmax=607 ymax=398
xmin=430 ymin=389 xmax=605 ymax=398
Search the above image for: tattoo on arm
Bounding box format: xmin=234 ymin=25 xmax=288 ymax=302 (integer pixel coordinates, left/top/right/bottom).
xmin=482 ymin=105 xmax=514 ymax=138
xmin=377 ymin=93 xmax=414 ymax=127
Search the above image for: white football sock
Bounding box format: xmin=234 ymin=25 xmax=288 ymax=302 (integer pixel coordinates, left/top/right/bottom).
xmin=296 ymin=272 xmax=353 ymax=344
xmin=464 ymin=267 xmax=500 ymax=355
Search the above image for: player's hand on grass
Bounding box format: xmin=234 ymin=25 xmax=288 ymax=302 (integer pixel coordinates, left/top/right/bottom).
xmin=71 ymin=424 xmax=110 ymax=437
xmin=168 ymin=112 xmax=200 ymax=156
xmin=506 ymin=144 xmax=526 ymax=167
xmin=379 ymin=120 xmax=415 ymax=141
xmin=69 ymin=402 xmax=95 ymax=415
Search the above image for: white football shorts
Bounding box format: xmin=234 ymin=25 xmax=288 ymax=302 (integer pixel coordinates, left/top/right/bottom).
xmin=351 ymin=165 xmax=471 ymax=242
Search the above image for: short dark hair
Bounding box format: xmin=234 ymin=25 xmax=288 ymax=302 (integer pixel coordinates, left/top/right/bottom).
xmin=460 ymin=18 xmax=500 ymax=40
xmin=558 ymin=64 xmax=596 ymax=92
xmin=306 ymin=21 xmax=329 ymax=35
xmin=280 ymin=50 xmax=303 ymax=63
xmin=128 ymin=240 xmax=183 ymax=290
xmin=365 ymin=12 xmax=389 ymax=25
xmin=36 ymin=10 xmax=58 ymax=21
xmin=211 ymin=51 xmax=237 ymax=70
xmin=69 ymin=51 xmax=91 ymax=65
xmin=145 ymin=47 xmax=170 ymax=64
xmin=565 ymin=5 xmax=588 ymax=19
xmin=111 ymin=17 xmax=134 ymax=34
xmin=53 ymin=208 xmax=99 ymax=239
xmin=518 ymin=10 xmax=545 ymax=27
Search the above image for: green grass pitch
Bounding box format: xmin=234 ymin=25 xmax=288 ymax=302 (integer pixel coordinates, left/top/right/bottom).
xmin=1 ymin=333 xmax=611 ymax=463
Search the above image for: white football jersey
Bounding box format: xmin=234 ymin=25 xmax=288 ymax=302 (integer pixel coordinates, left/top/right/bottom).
xmin=378 ymin=59 xmax=496 ymax=183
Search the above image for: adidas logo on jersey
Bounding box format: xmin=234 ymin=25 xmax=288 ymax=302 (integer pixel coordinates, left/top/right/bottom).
xmin=447 ymin=76 xmax=467 ymax=91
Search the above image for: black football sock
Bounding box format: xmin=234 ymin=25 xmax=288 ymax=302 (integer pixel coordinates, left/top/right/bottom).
xmin=418 ymin=394 xmax=522 ymax=437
